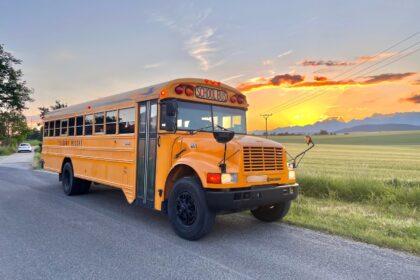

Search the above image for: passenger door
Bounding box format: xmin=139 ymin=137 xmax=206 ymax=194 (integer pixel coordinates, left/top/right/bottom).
xmin=136 ymin=100 xmax=158 ymax=208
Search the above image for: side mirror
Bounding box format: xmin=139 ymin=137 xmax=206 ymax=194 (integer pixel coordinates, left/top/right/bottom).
xmin=213 ymin=130 xmax=235 ymax=144
xmin=305 ymin=135 xmax=313 ymax=145
xmin=164 ymin=100 xmax=177 ymax=132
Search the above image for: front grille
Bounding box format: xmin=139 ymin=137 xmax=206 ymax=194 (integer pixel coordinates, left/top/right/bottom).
xmin=243 ymin=146 xmax=284 ymax=172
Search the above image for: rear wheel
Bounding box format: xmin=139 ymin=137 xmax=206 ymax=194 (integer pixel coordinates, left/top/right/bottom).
xmin=251 ymin=201 xmax=291 ymax=222
xmin=168 ymin=177 xmax=215 ymax=240
xmin=62 ymin=162 xmax=91 ymax=195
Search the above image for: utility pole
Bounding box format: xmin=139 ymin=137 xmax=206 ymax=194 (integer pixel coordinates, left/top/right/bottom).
xmin=260 ymin=114 xmax=272 ymax=138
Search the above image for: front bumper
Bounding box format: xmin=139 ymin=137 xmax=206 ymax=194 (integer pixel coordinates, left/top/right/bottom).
xmin=205 ymin=183 xmax=299 ymax=212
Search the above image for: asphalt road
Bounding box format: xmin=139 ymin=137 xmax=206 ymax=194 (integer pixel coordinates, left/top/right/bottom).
xmin=0 ymin=153 xmax=419 ymax=280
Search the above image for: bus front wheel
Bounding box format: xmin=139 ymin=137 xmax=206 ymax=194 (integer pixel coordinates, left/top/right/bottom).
xmin=168 ymin=177 xmax=215 ymax=240
xmin=250 ymin=201 xmax=291 ymax=222
xmin=62 ymin=162 xmax=91 ymax=196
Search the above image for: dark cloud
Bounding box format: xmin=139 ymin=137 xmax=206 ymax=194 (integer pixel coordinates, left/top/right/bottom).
xmin=237 ymin=72 xmax=417 ymax=92
xmin=271 ymin=74 xmax=304 ymax=85
xmin=300 ymin=60 xmax=353 ymax=67
xmin=236 ymin=74 xmax=305 ymax=92
xmin=364 ymin=73 xmax=416 ymax=84
xmin=401 ymin=94 xmax=420 ymax=104
xmin=314 ymin=76 xmax=328 ymax=81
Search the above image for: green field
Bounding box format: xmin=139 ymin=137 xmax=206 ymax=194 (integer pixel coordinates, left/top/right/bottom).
xmin=270 ymin=131 xmax=420 ymax=255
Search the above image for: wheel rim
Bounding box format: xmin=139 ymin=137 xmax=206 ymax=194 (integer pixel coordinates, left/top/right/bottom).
xmin=175 ymin=191 xmax=197 ymax=226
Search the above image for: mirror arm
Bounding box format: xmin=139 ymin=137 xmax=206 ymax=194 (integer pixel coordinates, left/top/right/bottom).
xmin=219 ymin=143 xmax=227 ymax=173
xmin=292 ymin=142 xmax=315 ymax=168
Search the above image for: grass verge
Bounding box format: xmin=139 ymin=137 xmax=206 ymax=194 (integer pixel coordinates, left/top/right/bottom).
xmin=32 ymin=145 xmax=42 ymax=169
xmin=284 ymin=195 xmax=420 ymax=255
xmin=0 ymin=146 xmax=15 ymax=156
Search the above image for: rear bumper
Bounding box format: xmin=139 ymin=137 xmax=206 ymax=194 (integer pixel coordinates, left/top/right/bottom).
xmin=205 ymin=183 xmax=299 ymax=212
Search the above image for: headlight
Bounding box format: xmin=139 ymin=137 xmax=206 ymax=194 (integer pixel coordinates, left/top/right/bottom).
xmin=288 ymin=170 xmax=296 ymax=180
xmin=221 ymin=173 xmax=238 ymax=184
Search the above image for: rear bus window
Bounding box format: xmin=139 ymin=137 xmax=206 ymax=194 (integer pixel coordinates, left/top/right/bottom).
xmin=68 ymin=117 xmax=75 ymax=136
xmin=94 ymin=112 xmax=104 ymax=134
xmin=84 ymin=115 xmax=93 ymax=135
xmin=54 ymin=120 xmax=60 ymax=136
xmin=106 ymin=110 xmax=117 ymax=134
xmin=76 ymin=116 xmax=83 ymax=135
xmin=118 ymin=108 xmax=135 ymax=134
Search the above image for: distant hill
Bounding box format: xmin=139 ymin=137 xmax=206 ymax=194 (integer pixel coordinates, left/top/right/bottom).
xmin=335 ymin=124 xmax=420 ymax=133
xmin=253 ymin=112 xmax=420 ymax=135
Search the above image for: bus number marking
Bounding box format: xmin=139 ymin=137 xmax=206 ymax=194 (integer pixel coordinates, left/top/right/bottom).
xmin=195 ymin=86 xmax=228 ymax=102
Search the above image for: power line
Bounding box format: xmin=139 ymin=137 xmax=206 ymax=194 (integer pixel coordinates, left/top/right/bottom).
xmin=264 ymin=32 xmax=420 ymax=115
xmin=269 ymin=44 xmax=420 ymax=114
xmin=261 ymin=31 xmax=420 ymax=115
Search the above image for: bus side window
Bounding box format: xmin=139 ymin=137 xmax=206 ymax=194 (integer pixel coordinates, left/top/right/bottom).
xmin=49 ymin=121 xmax=54 ymax=137
xmin=94 ymin=112 xmax=104 ymax=134
xmin=85 ymin=115 xmax=93 ymax=135
xmin=76 ymin=116 xmax=83 ymax=135
xmin=118 ymin=107 xmax=135 ymax=134
xmin=44 ymin=121 xmax=49 ymax=137
xmin=106 ymin=110 xmax=117 ymax=134
xmin=61 ymin=119 xmax=68 ymax=136
xmin=55 ymin=120 xmax=60 ymax=136
xmin=68 ymin=117 xmax=75 ymax=136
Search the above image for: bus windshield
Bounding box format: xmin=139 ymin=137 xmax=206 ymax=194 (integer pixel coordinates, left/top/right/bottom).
xmin=176 ymin=101 xmax=246 ymax=134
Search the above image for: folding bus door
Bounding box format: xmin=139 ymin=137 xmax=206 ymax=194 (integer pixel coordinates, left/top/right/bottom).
xmin=136 ymin=100 xmax=158 ymax=208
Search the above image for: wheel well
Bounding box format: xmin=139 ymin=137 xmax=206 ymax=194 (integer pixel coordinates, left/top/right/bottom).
xmin=164 ymin=164 xmax=201 ymax=200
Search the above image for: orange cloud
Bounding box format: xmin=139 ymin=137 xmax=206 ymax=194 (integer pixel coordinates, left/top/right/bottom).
xmin=357 ymin=52 xmax=396 ymax=62
xmin=400 ymin=93 xmax=420 ymax=104
xmin=237 ymin=72 xmax=416 ymax=92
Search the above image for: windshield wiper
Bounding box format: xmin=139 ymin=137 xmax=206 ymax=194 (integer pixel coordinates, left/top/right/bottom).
xmin=189 ymin=125 xmax=214 ymax=135
xmin=214 ymin=125 xmax=231 ymax=131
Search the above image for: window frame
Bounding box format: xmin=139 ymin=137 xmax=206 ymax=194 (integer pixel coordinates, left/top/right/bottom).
xmin=60 ymin=119 xmax=68 ymax=136
xmin=118 ymin=107 xmax=135 ymax=134
xmin=105 ymin=110 xmax=117 ymax=135
xmin=84 ymin=114 xmax=93 ymax=136
xmin=94 ymin=112 xmax=105 ymax=134
xmin=75 ymin=116 xmax=84 ymax=136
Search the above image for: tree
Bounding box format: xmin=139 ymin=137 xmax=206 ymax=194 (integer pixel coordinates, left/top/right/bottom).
xmin=0 ymin=44 xmax=33 ymax=113
xmin=0 ymin=44 xmax=33 ymax=145
xmin=38 ymin=100 xmax=67 ymax=120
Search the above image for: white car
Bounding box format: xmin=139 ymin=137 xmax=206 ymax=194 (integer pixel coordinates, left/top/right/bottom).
xmin=17 ymin=143 xmax=32 ymax=153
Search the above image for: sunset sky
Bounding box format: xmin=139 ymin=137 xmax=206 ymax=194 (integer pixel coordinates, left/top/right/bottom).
xmin=1 ymin=0 xmax=419 ymax=131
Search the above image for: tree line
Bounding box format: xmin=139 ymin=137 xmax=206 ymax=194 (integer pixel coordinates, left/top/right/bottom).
xmin=0 ymin=43 xmax=66 ymax=148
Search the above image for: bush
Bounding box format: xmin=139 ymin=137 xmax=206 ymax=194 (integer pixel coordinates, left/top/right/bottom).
xmin=0 ymin=146 xmax=15 ymax=156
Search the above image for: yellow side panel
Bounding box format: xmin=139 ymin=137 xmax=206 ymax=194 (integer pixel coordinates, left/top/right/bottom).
xmin=42 ymin=135 xmax=137 ymax=203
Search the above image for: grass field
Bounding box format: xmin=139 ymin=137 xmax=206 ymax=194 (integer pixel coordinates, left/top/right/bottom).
xmin=270 ymin=131 xmax=420 ymax=255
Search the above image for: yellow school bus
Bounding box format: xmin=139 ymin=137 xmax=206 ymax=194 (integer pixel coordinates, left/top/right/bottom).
xmin=42 ymin=78 xmax=299 ymax=240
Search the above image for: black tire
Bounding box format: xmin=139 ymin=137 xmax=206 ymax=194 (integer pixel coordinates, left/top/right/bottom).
xmin=62 ymin=162 xmax=91 ymax=196
xmin=168 ymin=177 xmax=215 ymax=240
xmin=251 ymin=201 xmax=291 ymax=222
